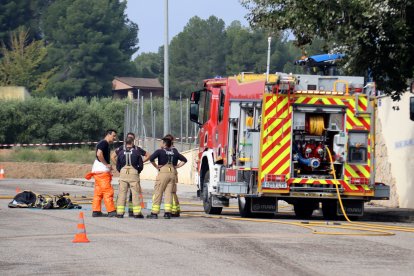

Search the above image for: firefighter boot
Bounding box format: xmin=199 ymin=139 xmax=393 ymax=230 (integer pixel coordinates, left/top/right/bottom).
xmin=92 ymin=211 xmax=104 ymax=217
xmin=146 ymin=213 xmax=158 ymax=219
xmin=134 ymin=214 xmax=144 ymax=219
xmin=164 ymin=212 xmax=172 ymax=219
xmin=116 ymin=214 xmax=124 ymax=218
xmin=107 ymin=211 xmax=117 ymax=217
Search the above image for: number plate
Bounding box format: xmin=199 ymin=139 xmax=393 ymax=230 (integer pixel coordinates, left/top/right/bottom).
xmin=262 ymin=182 xmax=287 ymax=189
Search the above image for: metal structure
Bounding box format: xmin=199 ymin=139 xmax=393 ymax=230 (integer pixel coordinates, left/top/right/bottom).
xmin=189 ymin=69 xmax=390 ymax=219
xmin=163 ymin=0 xmax=170 ymax=135
xmin=123 ymin=96 xmax=197 ymax=153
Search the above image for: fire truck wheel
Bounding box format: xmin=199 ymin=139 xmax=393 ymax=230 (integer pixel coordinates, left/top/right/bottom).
xmin=293 ymin=200 xmax=315 ymax=219
xmin=202 ymin=171 xmax=223 ymax=215
xmin=322 ymin=200 xmax=338 ymax=220
xmin=238 ymin=197 xmax=252 ymax=218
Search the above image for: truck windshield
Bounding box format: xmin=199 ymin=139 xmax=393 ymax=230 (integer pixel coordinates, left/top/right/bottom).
xmin=198 ymin=90 xmax=211 ymax=125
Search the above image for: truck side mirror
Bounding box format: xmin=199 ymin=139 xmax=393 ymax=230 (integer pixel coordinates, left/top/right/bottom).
xmin=190 ymin=91 xmax=200 ymax=103
xmin=190 ymin=103 xmax=201 ymax=124
xmin=410 ymin=96 xmax=414 ymax=121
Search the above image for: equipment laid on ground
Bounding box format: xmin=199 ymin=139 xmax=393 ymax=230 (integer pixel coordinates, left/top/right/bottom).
xmin=8 ymin=191 xmax=81 ymax=209
xmin=189 ymin=55 xmax=389 ymax=219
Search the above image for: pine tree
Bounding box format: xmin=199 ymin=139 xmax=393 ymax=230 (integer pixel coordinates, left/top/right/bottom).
xmin=42 ymin=0 xmax=139 ymax=99
xmin=0 ymin=28 xmax=56 ymax=95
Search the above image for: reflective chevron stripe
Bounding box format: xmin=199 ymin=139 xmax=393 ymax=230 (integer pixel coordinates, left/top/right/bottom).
xmin=259 ymin=95 xmax=292 ymax=190
xmin=259 ymin=94 xmax=372 ymax=194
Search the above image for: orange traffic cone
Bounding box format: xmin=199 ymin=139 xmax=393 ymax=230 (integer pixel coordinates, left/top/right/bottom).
xmin=72 ymin=212 xmax=90 ymax=243
xmin=16 ymin=187 xmax=21 ymax=194
xmin=139 ymin=193 xmax=145 ymax=209
xmin=0 ymin=166 xmax=5 ymax=179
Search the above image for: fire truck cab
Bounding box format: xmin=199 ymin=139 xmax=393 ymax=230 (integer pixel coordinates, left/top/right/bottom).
xmin=190 ymin=58 xmax=390 ymax=219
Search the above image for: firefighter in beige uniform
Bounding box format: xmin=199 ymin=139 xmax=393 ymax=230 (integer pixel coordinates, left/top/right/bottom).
xmin=113 ymin=132 xmax=149 ymax=217
xmin=163 ymin=134 xmax=181 ymax=217
xmin=115 ymin=137 xmax=145 ymax=218
xmin=147 ymin=137 xmax=187 ymax=219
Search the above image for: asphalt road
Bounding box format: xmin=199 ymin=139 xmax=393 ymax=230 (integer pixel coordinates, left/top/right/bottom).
xmin=1 ymin=179 xmax=414 ymax=276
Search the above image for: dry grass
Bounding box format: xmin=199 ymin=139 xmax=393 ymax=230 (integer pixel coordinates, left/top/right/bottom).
xmin=0 ymin=148 xmax=95 ymax=164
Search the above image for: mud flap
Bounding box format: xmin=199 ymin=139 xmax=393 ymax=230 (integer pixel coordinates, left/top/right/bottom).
xmin=212 ymin=196 xmax=229 ymax=207
xmin=251 ymin=197 xmax=277 ymax=213
xmin=337 ymin=200 xmax=364 ymax=216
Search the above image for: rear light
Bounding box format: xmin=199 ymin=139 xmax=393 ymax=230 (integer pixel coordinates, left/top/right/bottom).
xmin=263 ymin=174 xmax=287 ymax=189
xmin=350 ymin=177 xmax=369 ymax=185
xmin=265 ymin=174 xmax=286 ymax=182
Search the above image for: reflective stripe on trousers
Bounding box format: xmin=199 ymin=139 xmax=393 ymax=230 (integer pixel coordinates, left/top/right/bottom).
xmin=171 ymin=178 xmax=180 ymax=214
xmin=117 ymin=166 xmax=143 ymax=215
xmin=151 ymin=164 xmax=175 ymax=214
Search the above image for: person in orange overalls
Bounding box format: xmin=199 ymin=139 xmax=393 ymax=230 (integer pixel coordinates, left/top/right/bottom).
xmin=86 ymin=129 xmax=117 ymax=217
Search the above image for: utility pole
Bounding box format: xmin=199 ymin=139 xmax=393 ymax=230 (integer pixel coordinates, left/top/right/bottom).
xmin=186 ymin=98 xmax=189 ymax=145
xmin=266 ymin=36 xmax=272 ymax=82
xmin=163 ymin=0 xmax=170 ymax=135
xmin=136 ymin=89 xmax=140 ymax=138
xmin=180 ymin=93 xmax=183 ymax=151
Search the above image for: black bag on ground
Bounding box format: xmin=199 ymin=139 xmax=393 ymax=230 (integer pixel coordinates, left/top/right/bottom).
xmin=8 ymin=191 xmax=81 ymax=209
xmin=8 ymin=191 xmax=37 ymax=208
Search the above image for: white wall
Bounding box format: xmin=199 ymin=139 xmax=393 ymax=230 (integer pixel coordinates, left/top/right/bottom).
xmin=139 ymin=149 xmax=198 ymax=185
xmin=377 ymin=92 xmax=414 ymax=208
xmin=0 ymin=86 xmax=31 ymax=100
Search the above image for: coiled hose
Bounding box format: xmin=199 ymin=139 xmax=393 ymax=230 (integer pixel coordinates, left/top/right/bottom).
xmin=309 ymin=115 xmax=325 ymax=135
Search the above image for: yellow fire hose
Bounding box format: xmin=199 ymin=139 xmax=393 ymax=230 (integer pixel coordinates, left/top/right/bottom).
xmin=309 ymin=115 xmax=325 ymax=135
xmin=3 ymin=163 xmax=414 ymax=236
xmin=180 ymin=148 xmax=414 ymax=236
xmin=181 ymin=213 xmax=394 ymax=236
xmin=323 ymin=146 xmax=414 ymax=234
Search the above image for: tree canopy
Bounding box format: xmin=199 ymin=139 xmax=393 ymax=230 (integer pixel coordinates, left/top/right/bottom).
xmin=242 ymin=0 xmax=414 ymax=99
xmin=0 ymin=28 xmax=56 ymax=95
xmin=0 ymin=0 xmax=139 ymax=99
xmin=0 ymin=0 xmax=45 ymax=44
xmin=42 ymin=0 xmax=139 ymax=99
xmin=134 ymin=17 xmax=324 ymax=98
xmin=134 ymin=51 xmax=162 ymax=78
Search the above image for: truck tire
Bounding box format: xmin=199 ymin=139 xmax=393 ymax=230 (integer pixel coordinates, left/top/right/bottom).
xmin=238 ymin=197 xmax=252 ymax=218
xmin=293 ymin=200 xmax=315 ymax=219
xmin=322 ymin=200 xmax=338 ymax=220
xmin=202 ymin=171 xmax=222 ymax=215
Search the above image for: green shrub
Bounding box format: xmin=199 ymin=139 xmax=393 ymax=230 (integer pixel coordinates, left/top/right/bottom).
xmin=0 ymin=97 xmax=128 ymax=144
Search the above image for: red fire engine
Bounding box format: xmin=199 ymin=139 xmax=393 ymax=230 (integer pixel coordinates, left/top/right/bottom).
xmin=190 ymin=55 xmax=389 ymax=219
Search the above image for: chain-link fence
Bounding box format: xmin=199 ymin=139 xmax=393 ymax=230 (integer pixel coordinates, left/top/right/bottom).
xmin=123 ymin=93 xmax=199 ymax=153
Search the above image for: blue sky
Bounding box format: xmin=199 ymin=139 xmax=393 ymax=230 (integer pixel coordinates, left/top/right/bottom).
xmin=125 ymin=0 xmax=249 ymax=55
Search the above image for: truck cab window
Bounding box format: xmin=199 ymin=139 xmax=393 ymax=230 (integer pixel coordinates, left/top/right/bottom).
xmin=197 ymin=90 xmax=211 ymax=125
xmin=219 ymin=89 xmax=225 ymax=122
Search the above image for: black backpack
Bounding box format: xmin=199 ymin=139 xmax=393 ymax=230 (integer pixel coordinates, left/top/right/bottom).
xmin=117 ymin=147 xmax=144 ymax=173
